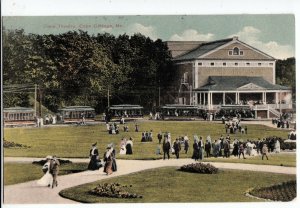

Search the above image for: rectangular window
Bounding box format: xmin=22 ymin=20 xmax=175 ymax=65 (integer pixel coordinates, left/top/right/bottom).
xmin=223 ymin=62 xmax=226 ymax=66
xmin=198 ymin=62 xmax=202 ymax=66
xmin=235 ymin=63 xmax=238 ymax=66
xmin=210 ymin=62 xmax=214 ymax=66
xmin=229 ymin=51 xmax=233 ymax=55
xmin=258 ymin=63 xmax=262 ymax=66
xmin=246 ymin=63 xmax=250 ymax=66
xmin=269 ymin=63 xmax=273 ymax=66
xmin=240 ymin=51 xmax=244 ymax=55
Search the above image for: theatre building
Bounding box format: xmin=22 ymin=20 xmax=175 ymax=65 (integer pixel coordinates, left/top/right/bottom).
xmin=167 ymin=37 xmax=292 ymax=118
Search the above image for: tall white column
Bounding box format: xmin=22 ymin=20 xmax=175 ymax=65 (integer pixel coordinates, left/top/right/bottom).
xmin=264 ymin=92 xmax=267 ymax=104
xmin=208 ymin=92 xmax=211 ymax=107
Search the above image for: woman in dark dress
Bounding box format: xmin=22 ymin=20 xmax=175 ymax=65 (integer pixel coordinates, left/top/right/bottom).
xmin=232 ymin=139 xmax=239 ymax=157
xmin=192 ymin=140 xmax=200 ymax=161
xmin=126 ymin=138 xmax=133 ymax=154
xmin=88 ymin=143 xmax=100 ymax=170
xmin=103 ymin=144 xmax=117 ymax=174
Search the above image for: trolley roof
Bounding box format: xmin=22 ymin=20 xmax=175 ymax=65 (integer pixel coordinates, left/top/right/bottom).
xmin=58 ymin=106 xmax=95 ymax=111
xmin=109 ymin=104 xmax=143 ymax=110
xmin=4 ymin=107 xmax=35 ymax=113
xmin=161 ymin=104 xmax=199 ymax=110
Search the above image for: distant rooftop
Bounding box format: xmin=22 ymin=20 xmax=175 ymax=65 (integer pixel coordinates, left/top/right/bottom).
xmin=197 ymin=76 xmax=291 ymax=91
xmin=166 ymin=41 xmax=205 ymax=58
xmin=173 ymin=38 xmax=234 ymax=61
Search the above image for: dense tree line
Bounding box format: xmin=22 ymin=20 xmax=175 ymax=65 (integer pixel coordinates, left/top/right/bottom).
xmin=3 ymin=29 xmax=173 ymax=113
xmin=3 ymin=28 xmax=296 ymax=113
xmin=276 ymin=57 xmax=296 ymax=99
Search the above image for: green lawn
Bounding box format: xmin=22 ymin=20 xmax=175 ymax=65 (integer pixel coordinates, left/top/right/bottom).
xmin=4 ymin=121 xmax=291 ymax=160
xmin=205 ymin=153 xmax=296 ymax=167
xmin=59 ymin=166 xmax=296 ymax=203
xmin=4 ymin=162 xmax=88 ymax=185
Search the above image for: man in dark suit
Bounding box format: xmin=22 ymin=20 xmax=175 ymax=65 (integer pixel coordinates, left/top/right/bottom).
xmin=163 ymin=138 xmax=171 ymax=160
xmin=49 ymin=155 xmax=60 ymax=188
xmin=173 ymin=138 xmax=181 ymax=159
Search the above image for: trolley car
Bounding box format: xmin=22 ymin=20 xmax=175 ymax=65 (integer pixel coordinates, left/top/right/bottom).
xmin=159 ymin=104 xmax=203 ymax=120
xmin=58 ymin=106 xmax=96 ymax=123
xmin=3 ymin=107 xmax=36 ymax=127
xmin=107 ymin=104 xmax=143 ymax=120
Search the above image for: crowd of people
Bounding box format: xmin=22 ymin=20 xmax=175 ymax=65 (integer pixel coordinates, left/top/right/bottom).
xmin=106 ymin=122 xmax=120 ymax=134
xmin=224 ymin=119 xmax=247 ymax=134
xmin=272 ymin=118 xmax=291 ymax=129
xmin=157 ymin=129 xmax=283 ymax=161
xmin=141 ymin=131 xmax=153 ymax=142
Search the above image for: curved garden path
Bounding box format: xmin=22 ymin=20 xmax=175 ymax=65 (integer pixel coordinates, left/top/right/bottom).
xmin=4 ymin=157 xmax=296 ymax=204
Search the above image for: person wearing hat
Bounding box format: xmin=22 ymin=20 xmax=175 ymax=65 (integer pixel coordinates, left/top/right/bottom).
xmin=49 ymin=155 xmax=60 ymax=188
xmin=126 ymin=137 xmax=133 ymax=155
xmin=37 ymin=155 xmax=54 ymax=187
xmin=173 ymin=138 xmax=181 ymax=159
xmin=262 ymin=144 xmax=269 ymax=160
xmin=103 ymin=145 xmax=114 ymax=175
xmin=88 ymin=142 xmax=100 ymax=170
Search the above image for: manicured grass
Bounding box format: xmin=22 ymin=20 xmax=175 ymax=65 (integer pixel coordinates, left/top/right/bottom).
xmin=59 ymin=167 xmax=296 ymax=203
xmin=4 ymin=121 xmax=290 ymax=160
xmin=4 ymin=162 xmax=88 ymax=185
xmin=205 ymin=153 xmax=296 ymax=167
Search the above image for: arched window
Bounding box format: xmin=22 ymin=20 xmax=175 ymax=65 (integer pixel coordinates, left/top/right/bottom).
xmin=233 ymin=47 xmax=239 ymax=55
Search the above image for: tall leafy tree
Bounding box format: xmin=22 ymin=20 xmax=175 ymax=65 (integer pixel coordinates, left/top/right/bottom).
xmin=276 ymin=57 xmax=295 ymax=98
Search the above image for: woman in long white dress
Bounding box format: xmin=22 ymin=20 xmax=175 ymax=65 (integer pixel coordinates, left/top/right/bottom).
xmin=119 ymin=138 xmax=127 ymax=155
xmin=275 ymin=140 xmax=281 ymax=153
xmin=37 ymin=156 xmax=53 ymax=187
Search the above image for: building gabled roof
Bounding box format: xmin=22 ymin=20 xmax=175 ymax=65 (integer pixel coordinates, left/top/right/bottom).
xmin=173 ymin=37 xmax=275 ymax=61
xmin=166 ymin=41 xmax=205 ymax=58
xmin=173 ymin=38 xmax=233 ymax=61
xmin=196 ymin=76 xmax=291 ymax=91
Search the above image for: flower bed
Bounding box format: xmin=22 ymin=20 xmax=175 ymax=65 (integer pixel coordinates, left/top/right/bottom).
xmin=3 ymin=139 xmax=31 ymax=148
xmin=89 ymin=183 xmax=143 ymax=199
xmin=180 ymin=163 xmax=218 ymax=174
xmin=249 ymin=180 xmax=296 ymax=201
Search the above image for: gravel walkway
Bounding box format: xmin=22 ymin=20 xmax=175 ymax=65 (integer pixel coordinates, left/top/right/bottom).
xmin=3 ymin=157 xmax=296 ymax=204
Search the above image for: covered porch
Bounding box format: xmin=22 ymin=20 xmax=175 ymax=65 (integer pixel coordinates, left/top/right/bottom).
xmin=193 ymin=76 xmax=292 ymax=118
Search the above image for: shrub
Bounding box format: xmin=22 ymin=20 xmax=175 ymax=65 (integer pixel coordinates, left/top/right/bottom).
xmin=179 ymin=163 xmax=218 ymax=174
xmin=249 ymin=180 xmax=296 ymax=201
xmin=32 ymin=159 xmax=72 ymax=165
xmin=3 ymin=139 xmax=31 ymax=148
xmin=89 ymin=183 xmax=143 ymax=199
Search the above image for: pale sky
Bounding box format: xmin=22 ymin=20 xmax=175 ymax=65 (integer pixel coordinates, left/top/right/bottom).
xmin=3 ymin=15 xmax=295 ymax=59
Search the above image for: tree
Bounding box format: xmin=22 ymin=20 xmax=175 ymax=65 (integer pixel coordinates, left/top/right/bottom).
xmin=276 ymin=57 xmax=295 ymax=98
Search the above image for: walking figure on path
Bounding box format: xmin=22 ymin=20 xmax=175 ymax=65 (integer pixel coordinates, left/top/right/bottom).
xmin=262 ymin=144 xmax=269 ymax=160
xmin=49 ymin=155 xmax=60 ymax=188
